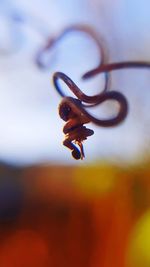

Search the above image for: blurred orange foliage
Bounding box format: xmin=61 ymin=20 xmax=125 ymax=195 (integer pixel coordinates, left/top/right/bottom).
xmin=0 ymin=162 xmax=150 ymax=267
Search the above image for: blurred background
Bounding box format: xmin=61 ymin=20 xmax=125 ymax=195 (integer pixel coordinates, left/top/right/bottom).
xmin=0 ymin=0 xmax=150 ymax=266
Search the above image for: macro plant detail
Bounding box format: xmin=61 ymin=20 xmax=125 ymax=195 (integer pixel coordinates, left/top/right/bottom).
xmin=53 ymin=72 xmax=128 ymax=160
xmin=50 ymin=25 xmax=150 ymax=160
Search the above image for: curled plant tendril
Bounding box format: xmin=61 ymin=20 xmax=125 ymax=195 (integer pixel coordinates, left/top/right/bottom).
xmin=50 ymin=25 xmax=150 ymax=160
xmin=53 ymin=72 xmax=128 ymax=160
xmin=44 ymin=24 xmax=110 ymax=160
